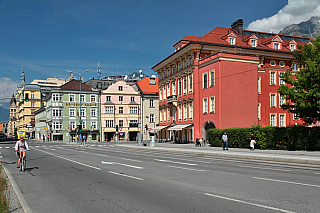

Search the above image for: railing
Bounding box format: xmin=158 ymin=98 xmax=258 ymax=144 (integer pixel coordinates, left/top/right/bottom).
xmin=167 ymin=95 xmax=177 ymax=103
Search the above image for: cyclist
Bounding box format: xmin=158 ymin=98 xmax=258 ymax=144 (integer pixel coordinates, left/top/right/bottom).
xmin=15 ymin=135 xmax=30 ymax=168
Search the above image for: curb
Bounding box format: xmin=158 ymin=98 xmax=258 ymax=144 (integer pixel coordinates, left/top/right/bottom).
xmin=114 ymin=145 xmax=320 ymax=165
xmin=3 ymin=166 xmax=33 ymax=213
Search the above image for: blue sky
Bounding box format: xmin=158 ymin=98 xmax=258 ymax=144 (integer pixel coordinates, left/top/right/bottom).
xmin=0 ymin=0 xmax=319 ymax=106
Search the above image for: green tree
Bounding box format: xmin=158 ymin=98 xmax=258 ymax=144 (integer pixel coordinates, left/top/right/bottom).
xmin=278 ymin=36 xmax=320 ymax=125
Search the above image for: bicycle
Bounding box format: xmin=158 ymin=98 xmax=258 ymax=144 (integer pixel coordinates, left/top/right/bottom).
xmin=18 ymin=150 xmax=29 ymax=172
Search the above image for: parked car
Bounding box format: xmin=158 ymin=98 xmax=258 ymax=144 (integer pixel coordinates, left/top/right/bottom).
xmin=0 ymin=134 xmax=7 ymax=141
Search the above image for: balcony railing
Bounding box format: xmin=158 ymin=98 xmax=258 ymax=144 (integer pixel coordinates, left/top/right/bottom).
xmin=167 ymin=95 xmax=177 ymax=104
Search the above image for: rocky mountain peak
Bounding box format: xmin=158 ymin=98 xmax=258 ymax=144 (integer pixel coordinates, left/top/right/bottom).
xmin=279 ymin=16 xmax=320 ymax=39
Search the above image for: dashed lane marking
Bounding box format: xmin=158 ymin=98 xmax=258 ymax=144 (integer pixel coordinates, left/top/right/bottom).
xmin=108 ymin=171 xmax=144 ymax=181
xmin=168 ymin=166 xmax=205 ymax=172
xmin=252 ymin=177 xmax=320 ymax=188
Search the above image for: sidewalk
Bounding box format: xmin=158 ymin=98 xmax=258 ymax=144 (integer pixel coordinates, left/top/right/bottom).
xmin=112 ymin=142 xmax=320 ymax=165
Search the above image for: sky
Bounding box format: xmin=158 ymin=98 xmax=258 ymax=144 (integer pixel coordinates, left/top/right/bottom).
xmin=0 ymin=0 xmax=320 ymax=109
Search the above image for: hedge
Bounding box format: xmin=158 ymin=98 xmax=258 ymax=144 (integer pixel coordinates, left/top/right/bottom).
xmin=207 ymin=125 xmax=320 ymax=151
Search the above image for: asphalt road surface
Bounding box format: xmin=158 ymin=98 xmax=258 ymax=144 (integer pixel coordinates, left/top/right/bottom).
xmin=1 ymin=141 xmax=320 ymax=213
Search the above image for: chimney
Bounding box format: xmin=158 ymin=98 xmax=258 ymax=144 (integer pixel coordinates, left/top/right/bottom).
xmin=69 ymin=72 xmax=74 ymax=79
xmin=231 ymin=19 xmax=244 ymax=35
xmin=80 ymin=76 xmax=84 ymax=83
xmin=149 ymin=75 xmax=156 ymax=85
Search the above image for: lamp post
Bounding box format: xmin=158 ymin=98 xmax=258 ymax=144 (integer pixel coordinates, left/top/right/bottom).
xmin=66 ymin=70 xmax=90 ymax=144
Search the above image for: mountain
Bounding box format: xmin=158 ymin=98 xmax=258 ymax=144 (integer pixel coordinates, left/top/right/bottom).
xmin=279 ymin=16 xmax=320 ymax=39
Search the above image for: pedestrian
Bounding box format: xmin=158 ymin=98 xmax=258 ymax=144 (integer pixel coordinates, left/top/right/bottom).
xmin=42 ymin=135 xmax=45 ymax=142
xmin=250 ymin=133 xmax=256 ymax=150
xmin=47 ymin=135 xmax=49 ymax=141
xmin=199 ymin=137 xmax=203 ymax=147
xmin=76 ymin=135 xmax=80 ymax=145
xmin=203 ymin=138 xmax=206 ymax=147
xmin=222 ymin=132 xmax=228 ymax=150
xmin=83 ymin=135 xmax=86 ymax=145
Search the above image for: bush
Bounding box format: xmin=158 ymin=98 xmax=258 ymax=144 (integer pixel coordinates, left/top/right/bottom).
xmin=208 ymin=125 xmax=320 ymax=151
xmin=0 ymin=166 xmax=9 ymax=212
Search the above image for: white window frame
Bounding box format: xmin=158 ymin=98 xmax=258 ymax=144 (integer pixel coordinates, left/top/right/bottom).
xmin=270 ymin=94 xmax=277 ymax=108
xmin=203 ymin=73 xmax=208 ymax=89
xmin=270 ymin=72 xmax=276 ymax=85
xmin=80 ymin=94 xmax=85 ymax=102
xmin=229 ymin=37 xmax=235 ymax=45
xmin=52 ymin=109 xmax=62 ymax=117
xmin=90 ymin=95 xmax=96 ymax=102
xmin=91 ymin=121 xmax=97 ymax=129
xmin=91 ymin=108 xmax=97 ymax=117
xmin=270 ymin=114 xmax=277 ymax=127
xmin=129 ymin=107 xmax=139 ymax=114
xmin=203 ymin=98 xmax=208 ymax=114
xmin=279 ymin=114 xmax=286 ymax=127
xmin=80 ymin=108 xmax=86 ymax=117
xmin=189 ymin=103 xmax=193 ymax=120
xmin=184 ymin=104 xmax=187 ymax=121
xmin=119 ymin=106 xmax=123 ymax=114
xmin=105 ymin=106 xmax=114 ymax=114
xmin=105 ymin=120 xmax=114 ymax=128
xmin=210 ymin=96 xmax=215 ymax=113
xmin=70 ymin=121 xmax=76 ymax=129
xmin=69 ymin=108 xmax=75 ymax=117
xmin=69 ymin=94 xmax=75 ymax=102
xmin=149 ymin=114 xmax=155 ymax=123
xmin=209 ymin=70 xmax=215 ymax=87
xmin=251 ymin=39 xmax=256 ymax=47
xmin=149 ymin=99 xmax=154 ymax=108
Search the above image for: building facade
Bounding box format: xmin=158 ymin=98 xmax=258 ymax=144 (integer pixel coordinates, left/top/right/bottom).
xmin=152 ymin=19 xmax=307 ymax=142
xmin=134 ymin=76 xmax=159 ymax=141
xmin=101 ymin=80 xmax=141 ymax=141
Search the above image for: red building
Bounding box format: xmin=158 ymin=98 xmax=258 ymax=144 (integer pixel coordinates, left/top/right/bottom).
xmin=152 ymin=19 xmax=310 ymax=142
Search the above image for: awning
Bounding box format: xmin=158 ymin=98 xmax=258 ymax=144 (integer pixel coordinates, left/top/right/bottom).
xmin=168 ymin=124 xmax=193 ymax=131
xmin=151 ymin=125 xmax=169 ymax=132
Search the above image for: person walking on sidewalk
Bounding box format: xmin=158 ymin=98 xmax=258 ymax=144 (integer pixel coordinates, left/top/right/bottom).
xmin=222 ymin=132 xmax=228 ymax=150
xmin=250 ymin=133 xmax=256 ymax=150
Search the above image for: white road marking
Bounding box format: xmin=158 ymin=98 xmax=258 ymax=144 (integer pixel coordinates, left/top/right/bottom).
xmin=205 ymin=193 xmax=295 ymax=213
xmin=316 ymin=173 xmax=320 ymax=175
xmin=122 ymin=158 xmax=142 ymax=162
xmin=238 ymin=165 xmax=291 ymax=171
xmin=51 ymin=149 xmax=56 ymax=150
xmin=96 ymin=154 xmax=108 ymax=157
xmin=5 ymin=147 xmax=10 ymax=149
xmin=168 ymin=166 xmax=205 ymax=172
xmin=108 ymin=171 xmax=144 ymax=180
xmin=253 ymin=177 xmax=320 ymax=188
xmin=155 ymin=159 xmax=197 ymax=166
xmin=77 ymin=150 xmax=88 ymax=153
xmin=101 ymin=161 xmax=143 ymax=169
xmin=35 ymin=148 xmax=101 ymax=170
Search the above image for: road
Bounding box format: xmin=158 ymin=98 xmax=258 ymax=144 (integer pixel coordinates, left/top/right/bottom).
xmin=1 ymin=140 xmax=320 ymax=213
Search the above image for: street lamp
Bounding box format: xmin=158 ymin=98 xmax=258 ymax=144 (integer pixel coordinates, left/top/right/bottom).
xmin=66 ymin=70 xmax=90 ymax=143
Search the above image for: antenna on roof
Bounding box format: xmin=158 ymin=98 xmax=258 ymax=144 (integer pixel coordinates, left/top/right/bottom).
xmin=97 ymin=61 xmax=101 ymax=80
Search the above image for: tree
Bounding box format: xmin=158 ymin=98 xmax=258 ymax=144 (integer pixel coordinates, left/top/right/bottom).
xmin=278 ymin=37 xmax=320 ymax=125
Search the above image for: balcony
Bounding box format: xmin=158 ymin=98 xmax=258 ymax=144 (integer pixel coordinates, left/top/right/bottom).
xmin=167 ymin=95 xmax=177 ymax=107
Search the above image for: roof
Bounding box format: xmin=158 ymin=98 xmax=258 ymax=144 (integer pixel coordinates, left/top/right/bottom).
xmin=60 ymin=79 xmax=93 ymax=91
xmin=135 ymin=77 xmax=158 ymax=95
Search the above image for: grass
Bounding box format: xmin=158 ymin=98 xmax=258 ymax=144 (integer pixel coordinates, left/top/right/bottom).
xmin=0 ymin=165 xmax=9 ymax=212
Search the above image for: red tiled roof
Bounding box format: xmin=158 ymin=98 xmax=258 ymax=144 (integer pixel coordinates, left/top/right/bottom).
xmin=60 ymin=79 xmax=93 ymax=91
xmin=178 ymin=26 xmax=312 ymax=53
xmin=135 ymin=77 xmax=158 ymax=95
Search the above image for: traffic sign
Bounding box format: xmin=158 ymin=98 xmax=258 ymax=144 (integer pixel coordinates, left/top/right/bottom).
xmin=44 ymin=128 xmax=48 ymax=130
xmin=119 ymin=127 xmax=122 ymax=131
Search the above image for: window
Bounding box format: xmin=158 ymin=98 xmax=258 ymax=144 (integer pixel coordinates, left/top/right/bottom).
xmin=229 ymin=37 xmax=235 ymax=45
xmin=189 ymin=56 xmax=193 ymax=66
xmin=210 ymin=96 xmax=215 ymax=113
xmin=97 ymin=82 xmax=102 ymax=89
xmin=119 ymin=120 xmax=123 ymax=127
xmin=106 ymin=96 xmax=111 ymax=101
xmin=105 ymin=120 xmax=114 ymax=128
xmin=105 ymin=106 xmax=114 ymax=114
xmin=91 ymin=108 xmax=97 ymax=117
xmin=90 ymin=95 xmax=96 ymax=102
xmin=258 ymin=103 xmax=261 ymax=120
xmin=160 ymin=87 xmax=162 ymax=101
xmin=270 ymin=72 xmax=276 ymax=85
xmin=279 ymin=114 xmax=285 ymax=127
xmin=131 ymin=97 xmax=135 ymax=102
xmin=270 ymin=94 xmax=276 ymax=107
xmin=210 ymin=70 xmax=215 ymax=87
xmin=31 ymin=102 xmax=35 ymax=107
xmin=189 ymin=103 xmax=193 ymax=120
xmin=129 ymin=120 xmax=138 ymax=127
xmin=279 ymin=73 xmax=285 ymax=85
xmin=172 ymin=65 xmax=176 ymax=73
xmin=293 ymin=64 xmax=298 ymax=71
xmin=118 ymin=86 xmax=123 ymax=91
xmin=163 ymin=86 xmax=166 ymax=100
xmin=184 ymin=104 xmax=187 ymax=120
xmin=53 ymin=122 xmax=62 ymax=130
xmin=80 ymin=108 xmax=86 ymax=117
xmin=52 ymin=109 xmax=61 ymax=117
xmin=172 ymin=82 xmax=176 ymax=95
xmin=119 ymin=106 xmax=123 ymax=114
xmin=53 ymin=94 xmax=62 ymax=101
xmin=294 ymin=113 xmax=299 ymax=120
xmin=290 ymin=44 xmax=295 ymax=51
xmin=150 ymin=114 xmax=155 ymax=123
xmin=167 ymin=69 xmax=170 ymax=76
xmin=178 ymin=80 xmax=182 ymax=96
xmin=69 ymin=108 xmax=75 ymax=117
xmin=119 ymin=96 xmax=123 ymax=101
xmin=279 ymin=95 xmax=285 ymax=106
xmin=178 ymin=62 xmax=182 ymax=70
xmin=183 ymin=77 xmax=187 ymax=94
xmin=178 ymin=105 xmax=182 ymax=121
xmin=129 ymin=107 xmax=139 ymax=114
xmin=160 ymin=110 xmax=162 ymax=123
xmin=167 ymin=84 xmax=170 ymax=96
xmin=189 ymin=75 xmax=193 ymax=92
xmin=81 ymin=122 xmax=86 ymax=129
xmin=270 ymin=60 xmax=276 ymax=66
xmin=258 ymin=77 xmax=261 ymax=94
xmin=91 ymin=121 xmax=97 ymax=129
xmin=203 ymin=98 xmax=208 ymax=114
xmin=69 ymin=94 xmax=75 ymax=102
xmin=149 ymin=99 xmax=154 ymax=108
xmin=251 ymin=39 xmax=256 ymax=47
xmin=270 ymin=114 xmax=276 ymax=126
xmin=274 ymin=43 xmax=280 ymax=50
xmin=184 ymin=60 xmax=187 ymax=68
xmin=80 ymin=94 xmax=85 ymax=102
xmin=279 ymin=61 xmax=285 ymax=67
xmin=31 ymin=93 xmax=35 ymax=99
xmin=70 ymin=121 xmax=76 ymax=129
xmin=164 ymin=108 xmax=167 ymax=121
xmin=203 ymin=73 xmax=208 ymax=89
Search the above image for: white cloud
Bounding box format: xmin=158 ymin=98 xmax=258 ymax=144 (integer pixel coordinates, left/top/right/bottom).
xmin=247 ymin=0 xmax=320 ymax=33
xmin=0 ymin=77 xmax=18 ymax=105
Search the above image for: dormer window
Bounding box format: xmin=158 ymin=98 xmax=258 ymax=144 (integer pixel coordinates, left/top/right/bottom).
xmin=274 ymin=43 xmax=280 ymax=50
xmin=290 ymin=44 xmax=295 ymax=51
xmin=229 ymin=37 xmax=235 ymax=45
xmin=251 ymin=39 xmax=256 ymax=47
